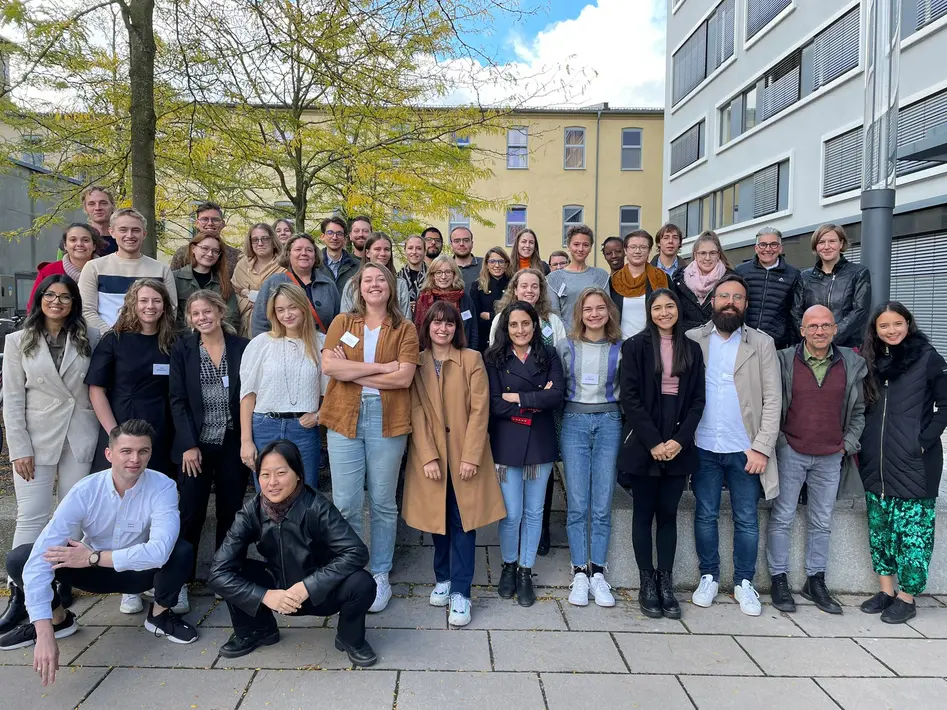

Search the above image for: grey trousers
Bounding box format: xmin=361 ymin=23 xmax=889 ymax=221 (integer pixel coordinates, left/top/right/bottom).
xmin=766 ymin=443 xmax=844 ymax=578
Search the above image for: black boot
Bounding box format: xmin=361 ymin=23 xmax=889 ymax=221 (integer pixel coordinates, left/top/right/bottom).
xmin=0 ymin=582 xmax=27 ymax=636
xmin=56 ymin=580 xmax=74 ymax=609
xmin=498 ymin=562 xmax=517 ymax=599
xmin=219 ymin=627 xmax=280 ymax=658
xmin=881 ymin=597 xmax=917 ymax=624
xmin=537 ymin=527 xmax=551 ymax=556
xmin=638 ymin=570 xmax=663 ymax=619
xmin=860 ymin=590 xmax=896 ymax=614
xmin=656 ymin=570 xmax=681 ymax=620
xmin=516 ymin=567 xmax=536 ymax=607
xmin=801 ymin=572 xmax=841 ymax=615
xmin=770 ymin=573 xmax=796 ymax=613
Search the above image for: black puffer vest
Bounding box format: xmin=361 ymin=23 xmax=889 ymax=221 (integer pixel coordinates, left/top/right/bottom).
xmin=735 ymin=257 xmax=799 ymax=349
xmin=859 ymin=335 xmax=943 ymax=499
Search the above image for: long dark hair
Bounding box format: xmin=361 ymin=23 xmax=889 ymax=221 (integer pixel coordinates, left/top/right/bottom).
xmin=862 ymin=300 xmax=923 ymax=406
xmin=485 ymin=301 xmax=548 ymax=368
xmin=20 ymin=274 xmax=91 ymax=358
xmin=256 ymin=439 xmax=305 ymax=482
xmin=419 ymin=299 xmax=467 ymax=351
xmin=646 ymin=288 xmax=694 ymax=376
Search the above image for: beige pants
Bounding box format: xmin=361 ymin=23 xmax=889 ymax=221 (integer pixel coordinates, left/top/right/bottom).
xmin=12 ymin=439 xmax=92 ymax=548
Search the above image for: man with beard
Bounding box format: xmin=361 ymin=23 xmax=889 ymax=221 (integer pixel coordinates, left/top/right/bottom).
xmin=169 ymin=202 xmax=242 ymax=276
xmin=319 ymin=216 xmax=359 ymax=294
xmin=449 ymin=226 xmax=482 ymax=293
xmin=601 ymin=237 xmax=625 ymax=274
xmin=686 ymin=274 xmax=781 ymax=617
xmin=422 ymin=227 xmax=443 ymax=265
xmin=349 ymin=216 xmax=373 ymax=260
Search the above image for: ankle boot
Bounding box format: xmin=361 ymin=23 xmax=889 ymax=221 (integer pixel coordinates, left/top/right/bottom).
xmin=0 ymin=582 xmax=27 ymax=636
xmin=657 ymin=570 xmax=681 ymax=619
xmin=638 ymin=570 xmax=663 ymax=619
xmin=516 ymin=567 xmax=536 ymax=607
xmin=56 ymin=580 xmax=74 ymax=609
xmin=498 ymin=562 xmax=517 ymax=599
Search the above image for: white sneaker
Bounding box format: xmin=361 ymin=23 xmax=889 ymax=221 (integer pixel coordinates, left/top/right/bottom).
xmin=568 ymin=572 xmax=590 ymax=607
xmin=172 ymin=586 xmax=190 ymax=615
xmin=120 ymin=594 xmax=143 ymax=614
xmin=429 ymin=581 xmax=451 ymax=607
xmin=448 ymin=593 xmax=471 ymax=627
xmin=590 ymin=573 xmax=616 ymax=608
xmin=734 ymin=579 xmax=762 ymax=616
xmin=141 ymin=588 xmax=155 ymax=600
xmin=369 ymin=573 xmax=392 ymax=613
xmin=691 ymin=574 xmax=719 ymax=607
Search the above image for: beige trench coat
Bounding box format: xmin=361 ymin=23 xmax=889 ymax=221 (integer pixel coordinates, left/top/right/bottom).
xmin=402 ymin=347 xmax=506 ymax=534
xmin=232 ymin=255 xmax=283 ymax=337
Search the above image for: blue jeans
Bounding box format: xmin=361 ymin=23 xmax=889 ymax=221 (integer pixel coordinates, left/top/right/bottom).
xmin=498 ymin=463 xmax=553 ymax=568
xmin=252 ymin=413 xmax=320 ymax=491
xmin=432 ymin=476 xmax=477 ymax=598
xmin=327 ymin=396 xmax=407 ymax=576
xmin=561 ymin=411 xmax=622 ymax=568
xmin=692 ymin=448 xmax=762 ymax=586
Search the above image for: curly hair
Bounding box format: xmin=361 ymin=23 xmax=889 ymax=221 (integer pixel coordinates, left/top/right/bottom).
xmin=493 ymin=268 xmax=551 ymax=321
xmin=112 ymin=278 xmax=177 ymax=354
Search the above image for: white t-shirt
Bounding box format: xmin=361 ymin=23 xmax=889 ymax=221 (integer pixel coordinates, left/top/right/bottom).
xmin=362 ymin=324 xmax=382 ymax=396
xmin=620 ymin=296 xmax=647 ymax=340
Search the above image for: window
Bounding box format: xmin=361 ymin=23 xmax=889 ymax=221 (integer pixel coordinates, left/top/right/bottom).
xmin=564 ymin=127 xmax=586 ymax=169
xmin=21 ymin=135 xmax=43 ymax=167
xmin=621 ymin=129 xmax=643 ymax=170
xmin=747 ymin=0 xmax=791 ymax=41
xmin=671 ymin=0 xmax=735 ymax=105
xmin=448 ymin=208 xmax=470 ymax=235
xmin=507 ymin=126 xmax=528 ymax=169
xmin=453 ymin=133 xmax=471 ymax=148
xmin=822 ymin=127 xmax=861 ymax=197
xmin=562 ymin=205 xmax=584 ymax=245
xmin=670 ymin=120 xmax=706 ymax=175
xmin=506 ymin=206 xmax=527 ymax=246
xmin=619 ymin=206 xmax=641 ymax=237
xmin=720 ymin=8 xmax=859 ymax=145
xmin=902 ymin=0 xmax=947 ymax=38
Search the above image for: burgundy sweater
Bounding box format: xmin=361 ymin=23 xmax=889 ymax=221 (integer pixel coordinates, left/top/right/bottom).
xmin=782 ymin=354 xmax=846 ymax=456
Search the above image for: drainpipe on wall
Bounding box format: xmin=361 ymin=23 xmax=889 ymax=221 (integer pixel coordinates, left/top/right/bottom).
xmin=592 ymin=102 xmax=606 ymax=268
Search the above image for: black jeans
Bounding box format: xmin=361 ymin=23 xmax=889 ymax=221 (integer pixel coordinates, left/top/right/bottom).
xmin=627 ymin=475 xmax=688 ymax=572
xmin=6 ymin=539 xmax=193 ymax=612
xmin=226 ymin=559 xmax=375 ymax=647
xmin=177 ymin=430 xmax=250 ymax=580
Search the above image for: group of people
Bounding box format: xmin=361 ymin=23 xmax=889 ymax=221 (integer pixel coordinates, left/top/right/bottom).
xmin=2 ymin=192 xmax=946 ymax=687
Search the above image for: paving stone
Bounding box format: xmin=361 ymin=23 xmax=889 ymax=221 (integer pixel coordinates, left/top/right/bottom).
xmin=65 ymin=594 xmax=103 ymax=617
xmin=561 ymin=600 xmax=688 ymax=633
xmin=214 ymin=628 xmax=352 ymax=670
xmin=390 ymin=545 xmax=489 ymax=586
xmin=614 ymin=633 xmax=761 ymax=676
xmin=397 ymin=671 xmax=544 ymax=709
xmin=459 ymin=597 xmax=567 ymax=631
xmin=817 ymin=677 xmax=947 ymax=709
xmin=791 ymin=604 xmax=923 ymax=638
xmin=490 ymin=630 xmax=626 ymax=672
xmin=907 ymin=608 xmax=947 ymax=638
xmin=78 ymin=592 xmax=215 ymax=627
xmin=72 ymin=627 xmax=230 ymax=668
xmin=0 ymin=665 xmax=107 ymax=708
xmin=681 ymin=677 xmax=837 ymax=709
xmin=542 ymin=673 xmax=691 ymax=709
xmin=738 ymin=637 xmax=892 ymax=677
xmin=240 ymin=669 xmax=398 ymax=710
xmin=80 ymin=668 xmax=252 ymax=710
xmin=200 ymin=601 xmax=327 ymax=628
xmin=0 ymin=625 xmax=108 ymax=666
xmin=369 ymin=628 xmax=491 ymax=671
xmin=360 ymin=595 xmax=447 ymax=629
xmin=485 ymin=546 xmax=574 ymax=588
xmin=682 ymin=604 xmax=804 ymax=636
xmin=855 ymin=637 xmax=947 ymax=676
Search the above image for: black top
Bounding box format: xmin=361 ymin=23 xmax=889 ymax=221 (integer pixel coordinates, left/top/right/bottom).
xmin=792 ymin=256 xmax=871 ymax=348
xmin=192 ymin=270 xmax=212 ymax=289
xmin=735 ymin=256 xmax=801 ymax=349
xmin=469 ymin=275 xmax=510 ymax=353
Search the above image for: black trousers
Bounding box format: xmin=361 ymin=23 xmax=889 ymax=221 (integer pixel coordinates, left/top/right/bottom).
xmin=627 ymin=475 xmax=688 ymax=572
xmin=6 ymin=539 xmax=193 ymax=612
xmin=177 ymin=430 xmax=250 ymax=580
xmin=226 ymin=559 xmax=375 ymax=647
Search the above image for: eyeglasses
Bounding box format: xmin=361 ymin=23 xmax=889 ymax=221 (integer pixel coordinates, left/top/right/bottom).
xmin=695 ymin=250 xmax=720 ymax=259
xmin=196 ymin=217 xmax=223 ymax=225
xmin=626 ymin=245 xmax=649 ymax=253
xmin=433 ymin=270 xmax=455 ymax=277
xmin=487 ymin=259 xmax=507 ymax=266
xmin=251 ymin=236 xmax=272 ymax=244
xmin=804 ymin=323 xmax=836 ymax=333
xmin=324 ymin=229 xmax=345 ymax=238
xmin=452 ymin=237 xmax=472 ymax=245
xmin=42 ymin=291 xmax=73 ymax=304
xmin=714 ymin=292 xmax=746 ymax=303
xmin=195 ymin=245 xmax=221 ymax=256
xmin=756 ymin=241 xmax=780 ymax=250
xmin=425 ymin=237 xmax=443 ymax=244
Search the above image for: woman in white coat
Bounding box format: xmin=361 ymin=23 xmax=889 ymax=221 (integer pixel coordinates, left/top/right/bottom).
xmin=1 ymin=274 xmax=99 ymax=620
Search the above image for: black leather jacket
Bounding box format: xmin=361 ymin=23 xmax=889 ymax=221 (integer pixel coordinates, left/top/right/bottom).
xmin=792 ymin=256 xmax=871 ymax=348
xmin=209 ymin=487 xmax=368 ymax=615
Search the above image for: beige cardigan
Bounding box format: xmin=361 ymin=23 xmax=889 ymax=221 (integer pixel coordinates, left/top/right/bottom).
xmin=231 ymin=255 xmax=283 ymax=337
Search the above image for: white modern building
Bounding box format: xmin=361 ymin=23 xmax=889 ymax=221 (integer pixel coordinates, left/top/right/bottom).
xmin=661 ymin=0 xmax=947 ymax=351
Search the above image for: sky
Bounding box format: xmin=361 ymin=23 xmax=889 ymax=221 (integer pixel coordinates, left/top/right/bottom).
xmin=441 ymin=0 xmax=668 ymax=109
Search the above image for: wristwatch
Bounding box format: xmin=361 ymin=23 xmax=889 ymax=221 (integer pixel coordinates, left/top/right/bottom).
xmin=88 ymin=551 xmax=101 ymax=568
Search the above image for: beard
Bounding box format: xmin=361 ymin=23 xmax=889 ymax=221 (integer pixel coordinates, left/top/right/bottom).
xmin=426 ymin=248 xmax=441 ymax=259
xmin=712 ymin=305 xmax=745 ymax=333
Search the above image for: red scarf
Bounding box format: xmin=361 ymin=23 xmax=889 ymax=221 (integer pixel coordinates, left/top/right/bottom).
xmin=414 ymin=289 xmax=464 ymax=332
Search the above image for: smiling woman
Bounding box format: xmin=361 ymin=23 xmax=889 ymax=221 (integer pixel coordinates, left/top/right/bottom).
xmin=173 ymin=232 xmax=241 ymax=334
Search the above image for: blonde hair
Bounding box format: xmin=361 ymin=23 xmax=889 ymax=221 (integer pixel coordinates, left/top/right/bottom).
xmin=112 ymin=278 xmax=176 ymax=354
xmin=109 ymin=207 xmax=146 ymax=229
xmin=695 ymin=230 xmax=732 ymax=270
xmin=265 ymin=282 xmax=322 ymax=365
xmin=477 ymin=246 xmax=513 ymax=294
xmin=243 ymin=222 xmax=283 ymax=263
xmin=512 ymin=228 xmax=545 ymax=271
xmin=494 ymin=268 xmax=552 ymax=321
xmin=352 ymin=263 xmax=404 ymax=327
xmin=421 ymin=255 xmax=465 ymax=292
xmin=187 ymin=232 xmax=234 ymax=299
xmin=184 ymin=290 xmax=236 ymax=335
xmin=569 ymin=287 xmax=622 ymax=344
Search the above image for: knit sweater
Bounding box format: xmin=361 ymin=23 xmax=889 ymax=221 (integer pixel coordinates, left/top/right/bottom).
xmin=77 ymin=252 xmax=177 ymax=332
xmin=546 ymin=266 xmax=610 ymax=324
xmin=555 ymin=337 xmax=622 ymax=413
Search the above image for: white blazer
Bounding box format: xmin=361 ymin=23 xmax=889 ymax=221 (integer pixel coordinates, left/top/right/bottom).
xmin=2 ymin=328 xmax=100 ymax=465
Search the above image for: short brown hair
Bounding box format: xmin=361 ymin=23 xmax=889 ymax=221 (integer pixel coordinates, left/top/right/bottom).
xmin=810 ymin=223 xmax=848 ymax=253
xmin=566 ymin=224 xmax=594 ymax=245
xmin=418 ymin=300 xmax=467 ymax=350
xmin=108 ymin=419 xmax=155 ymax=447
xmin=80 ymin=185 xmax=115 ymax=205
xmin=656 ymin=223 xmax=682 ymax=245
xmin=281 ymin=233 xmax=324 ymax=270
xmin=622 ymin=229 xmax=654 ymax=250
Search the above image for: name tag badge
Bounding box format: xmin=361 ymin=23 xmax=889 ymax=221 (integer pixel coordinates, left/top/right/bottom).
xmin=557 ymin=283 xmax=566 ymax=297
xmin=461 ymin=310 xmax=473 ymax=321
xmin=581 ymin=372 xmax=600 ymax=385
xmin=247 ymin=290 xmax=259 ymax=303
xmin=152 ymin=364 xmax=170 ymax=376
xmin=118 ymin=519 xmax=143 ymax=533
xmin=542 ymin=324 xmax=553 ymax=338
xmin=222 ymin=375 xmax=230 ymax=389
xmin=340 ymin=331 xmax=360 ymax=348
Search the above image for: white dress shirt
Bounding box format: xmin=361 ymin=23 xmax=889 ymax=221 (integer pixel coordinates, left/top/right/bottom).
xmin=22 ymin=468 xmax=180 ymax=622
xmin=695 ymin=327 xmax=752 ymax=454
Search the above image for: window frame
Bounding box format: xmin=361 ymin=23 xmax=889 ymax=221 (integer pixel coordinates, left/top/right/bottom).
xmin=618 ymin=206 xmax=642 ymax=237
xmin=448 ymin=208 xmax=471 ymax=236
xmin=621 ymin=128 xmax=644 ymax=171
xmin=562 ymin=205 xmax=585 ymax=246
xmin=507 ymin=126 xmax=529 ymax=170
xmin=506 ymin=205 xmax=527 ymax=247
xmin=563 ymin=126 xmax=587 ymax=170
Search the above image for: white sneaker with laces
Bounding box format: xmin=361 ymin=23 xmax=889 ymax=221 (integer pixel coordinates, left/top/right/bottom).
xmin=429 ymin=581 xmax=451 ymax=607
xmin=691 ymin=574 xmax=719 ymax=607
xmin=734 ymin=579 xmax=762 ymax=616
xmin=589 ymin=573 xmax=616 ymax=608
xmin=172 ymin=586 xmax=190 ymax=615
xmin=568 ymin=572 xmax=590 ymax=607
xmin=448 ymin=593 xmax=471 ymax=627
xmin=369 ymin=573 xmax=392 ymax=613
xmin=120 ymin=594 xmax=143 ymax=614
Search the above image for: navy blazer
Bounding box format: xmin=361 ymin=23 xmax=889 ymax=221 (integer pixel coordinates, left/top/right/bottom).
xmin=486 ymin=345 xmax=564 ymax=466
xmin=618 ymin=330 xmax=706 ymax=476
xmin=169 ymin=331 xmax=250 ymax=462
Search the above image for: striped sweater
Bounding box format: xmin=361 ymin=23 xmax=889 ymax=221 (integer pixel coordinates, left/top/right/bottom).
xmin=78 ymin=253 xmax=177 ymax=332
xmin=555 ymin=338 xmax=622 ymax=413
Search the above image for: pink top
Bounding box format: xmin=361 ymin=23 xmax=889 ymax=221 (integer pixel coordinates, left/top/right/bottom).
xmin=660 ymin=335 xmax=679 ymax=395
